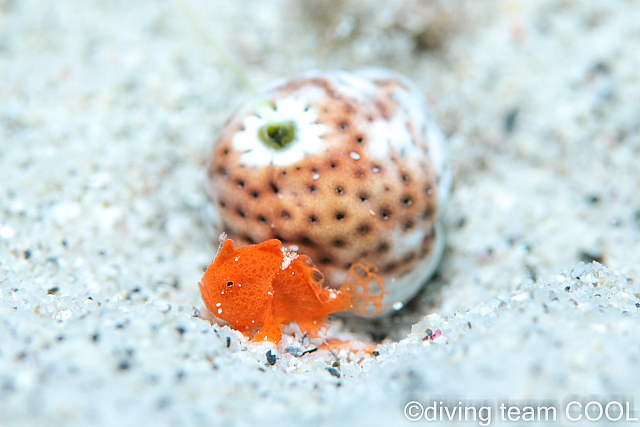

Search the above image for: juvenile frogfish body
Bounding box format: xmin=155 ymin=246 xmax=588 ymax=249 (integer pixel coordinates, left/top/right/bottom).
xmin=205 ymin=68 xmax=451 ymax=313
xmin=199 ymin=237 xmax=386 ymax=343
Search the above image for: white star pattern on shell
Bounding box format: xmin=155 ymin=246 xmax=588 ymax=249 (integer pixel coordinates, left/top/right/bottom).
xmin=232 ymin=97 xmax=325 ymax=167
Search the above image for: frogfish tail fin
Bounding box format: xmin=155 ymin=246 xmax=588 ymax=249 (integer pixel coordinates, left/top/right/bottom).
xmin=343 ymin=261 xmax=387 ymax=317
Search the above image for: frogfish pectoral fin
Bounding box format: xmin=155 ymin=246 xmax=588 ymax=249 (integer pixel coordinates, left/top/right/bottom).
xmin=252 ymin=312 xmax=282 ymax=344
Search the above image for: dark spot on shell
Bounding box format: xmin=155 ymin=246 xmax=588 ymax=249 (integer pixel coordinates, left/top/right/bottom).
xmin=301 ymin=236 xmax=313 ymax=245
xmin=335 ymin=212 xmax=345 ymax=221
xmin=258 ymin=215 xmax=267 ymax=223
xmin=422 ymin=207 xmax=433 ymax=219
xmin=356 ymin=136 xmax=364 ymax=143
xmin=308 ymin=185 xmax=317 ymax=193
xmin=402 ymin=174 xmax=410 ymax=183
xmin=357 ymin=223 xmax=371 ymax=234
xmin=383 ymin=262 xmax=397 ymax=273
xmin=343 ymin=262 xmax=353 ymax=270
xmin=355 ymin=170 xmax=364 ymax=178
xmin=222 ymin=148 xmax=229 ymax=156
xmin=219 ymin=200 xmax=227 ymax=208
xmin=381 ymin=209 xmax=391 ymax=220
xmin=281 ymin=211 xmax=291 ymax=219
xmin=404 ymin=220 xmax=414 ymax=230
xmin=217 ymin=167 xmax=228 ymax=178
xmin=281 ymin=170 xmax=287 ymax=176
xmin=359 ymin=193 xmax=368 ymax=202
xmin=236 ymin=180 xmax=245 ymax=188
xmin=339 ymin=122 xmax=349 ymax=131
xmin=335 ymin=186 xmax=344 ymax=195
xmin=377 ymin=242 xmax=390 ymax=253
xmin=402 ymin=196 xmax=413 ymax=206
xmin=243 ymin=235 xmax=256 ymax=244
xmin=320 ymin=257 xmax=332 ymax=265
xmin=330 ymin=162 xmax=338 ymax=169
xmin=309 ymin=215 xmax=318 ymax=224
xmin=237 ymin=208 xmax=246 ymax=218
xmin=333 ymin=239 xmax=346 ymax=248
xmin=403 ymin=252 xmax=416 ymax=262
xmin=270 ymin=182 xmax=279 ymax=194
xmin=251 ymin=191 xmax=260 ymax=198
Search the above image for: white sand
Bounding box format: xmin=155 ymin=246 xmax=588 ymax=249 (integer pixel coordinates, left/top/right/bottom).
xmin=1 ymin=0 xmax=639 ymax=426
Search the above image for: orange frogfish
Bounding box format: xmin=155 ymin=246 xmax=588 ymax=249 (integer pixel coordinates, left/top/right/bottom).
xmin=199 ymin=235 xmax=387 ymax=344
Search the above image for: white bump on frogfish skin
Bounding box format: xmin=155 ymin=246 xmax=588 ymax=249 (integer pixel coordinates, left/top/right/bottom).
xmin=232 ymin=97 xmax=325 ymax=167
xmin=280 ymin=248 xmax=299 ymax=270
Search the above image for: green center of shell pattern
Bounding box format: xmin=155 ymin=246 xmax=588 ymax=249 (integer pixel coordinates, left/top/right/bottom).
xmin=258 ymin=121 xmax=297 ymax=150
xmin=231 ymin=97 xmax=325 ymax=166
xmin=206 ymin=68 xmax=452 ymax=314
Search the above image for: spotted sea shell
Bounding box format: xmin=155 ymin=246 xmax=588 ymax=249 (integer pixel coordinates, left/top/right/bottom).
xmin=205 ymin=68 xmax=451 ymax=314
